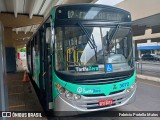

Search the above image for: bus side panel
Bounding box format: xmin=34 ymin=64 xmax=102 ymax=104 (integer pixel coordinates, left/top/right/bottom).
xmin=35 ymin=34 xmax=41 ymax=87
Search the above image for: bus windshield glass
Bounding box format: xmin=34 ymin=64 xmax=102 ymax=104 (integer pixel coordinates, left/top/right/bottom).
xmin=55 ymin=26 xmax=133 ymax=73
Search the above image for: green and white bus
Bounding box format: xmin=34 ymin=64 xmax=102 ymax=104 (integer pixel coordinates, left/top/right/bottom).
xmin=27 ymin=4 xmax=136 ymax=115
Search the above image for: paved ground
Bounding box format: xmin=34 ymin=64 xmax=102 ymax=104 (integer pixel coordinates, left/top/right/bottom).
xmin=117 ymin=79 xmax=160 ymax=111
xmin=6 ymin=72 xmax=47 ymax=120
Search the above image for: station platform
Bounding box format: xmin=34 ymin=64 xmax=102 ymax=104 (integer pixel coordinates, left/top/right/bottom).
xmin=6 ymin=71 xmax=47 ymax=119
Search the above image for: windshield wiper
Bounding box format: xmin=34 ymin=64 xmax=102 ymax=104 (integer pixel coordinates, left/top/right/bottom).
xmin=106 ymin=24 xmax=120 ymax=45
xmin=77 ymin=22 xmax=97 ymax=60
xmin=77 ymin=22 xmax=97 ymax=50
xmin=105 ymin=24 xmax=120 ymax=55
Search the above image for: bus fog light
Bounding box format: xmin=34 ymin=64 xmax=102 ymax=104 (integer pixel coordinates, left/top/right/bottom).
xmin=65 ymin=92 xmax=73 ymax=98
xmin=126 ymin=88 xmax=131 ymax=93
xmin=74 ymin=94 xmax=81 ymax=100
xmin=130 ymin=83 xmax=135 ymax=89
xmin=59 ymin=87 xmax=65 ymax=93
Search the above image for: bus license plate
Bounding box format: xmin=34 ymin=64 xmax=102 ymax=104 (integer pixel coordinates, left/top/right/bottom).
xmin=98 ymin=99 xmax=113 ymax=106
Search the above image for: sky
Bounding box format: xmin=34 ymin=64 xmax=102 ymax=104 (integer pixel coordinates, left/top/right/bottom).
xmin=95 ymin=0 xmax=124 ymax=6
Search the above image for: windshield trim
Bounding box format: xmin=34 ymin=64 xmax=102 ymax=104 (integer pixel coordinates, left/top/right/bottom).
xmin=55 ymin=20 xmax=132 ymax=27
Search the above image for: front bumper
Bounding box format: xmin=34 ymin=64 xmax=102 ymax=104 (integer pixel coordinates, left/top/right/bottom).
xmin=54 ymin=83 xmax=136 ymax=115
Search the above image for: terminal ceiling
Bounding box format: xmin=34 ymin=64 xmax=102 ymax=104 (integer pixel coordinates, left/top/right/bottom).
xmin=0 ymin=0 xmax=95 ymax=47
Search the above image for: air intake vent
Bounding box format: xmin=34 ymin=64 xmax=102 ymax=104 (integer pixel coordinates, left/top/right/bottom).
xmin=73 ymin=75 xmax=132 ymax=85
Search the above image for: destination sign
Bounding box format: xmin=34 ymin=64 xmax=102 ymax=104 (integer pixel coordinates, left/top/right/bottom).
xmin=56 ymin=5 xmax=131 ymax=22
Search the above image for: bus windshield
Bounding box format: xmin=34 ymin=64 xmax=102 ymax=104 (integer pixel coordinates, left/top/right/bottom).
xmin=55 ymin=26 xmax=133 ymax=73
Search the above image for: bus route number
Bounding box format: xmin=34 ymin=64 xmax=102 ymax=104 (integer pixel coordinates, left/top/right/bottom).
xmin=120 ymin=82 xmax=129 ymax=88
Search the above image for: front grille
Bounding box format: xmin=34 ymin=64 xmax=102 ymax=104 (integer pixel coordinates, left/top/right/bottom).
xmin=75 ymin=88 xmax=135 ymax=110
xmin=110 ymin=89 xmax=124 ymax=95
xmin=73 ymin=75 xmax=132 ymax=85
xmin=77 ymin=95 xmax=127 ymax=110
xmin=83 ymin=94 xmax=105 ymax=97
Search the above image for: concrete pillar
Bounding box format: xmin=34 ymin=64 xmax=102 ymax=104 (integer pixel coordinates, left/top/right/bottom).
xmin=134 ymin=41 xmax=138 ymax=60
xmin=4 ymin=27 xmax=16 ymax=72
xmin=138 ymin=50 xmax=141 ymax=59
xmin=0 ymin=22 xmax=8 ymax=117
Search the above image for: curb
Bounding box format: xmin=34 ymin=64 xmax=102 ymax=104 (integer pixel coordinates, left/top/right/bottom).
xmin=142 ymin=62 xmax=160 ymax=65
xmin=137 ymin=74 xmax=160 ymax=82
xmin=136 ymin=62 xmax=160 ymax=65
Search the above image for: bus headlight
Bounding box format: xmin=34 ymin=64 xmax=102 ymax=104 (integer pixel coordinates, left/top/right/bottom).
xmin=65 ymin=91 xmax=73 ymax=98
xmin=126 ymin=88 xmax=131 ymax=92
xmin=56 ymin=83 xmax=65 ymax=93
xmin=59 ymin=87 xmax=65 ymax=93
xmin=74 ymin=94 xmax=81 ymax=100
xmin=126 ymin=83 xmax=136 ymax=93
xmin=65 ymin=91 xmax=81 ymax=100
xmin=130 ymin=83 xmax=135 ymax=89
xmin=56 ymin=83 xmax=81 ymax=100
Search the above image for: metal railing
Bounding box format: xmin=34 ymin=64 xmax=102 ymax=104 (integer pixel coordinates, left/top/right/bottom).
xmin=135 ymin=58 xmax=160 ymax=78
xmin=135 ymin=60 xmax=142 ymax=74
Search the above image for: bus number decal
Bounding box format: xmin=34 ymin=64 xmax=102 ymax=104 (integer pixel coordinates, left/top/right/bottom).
xmin=119 ymin=82 xmax=129 ymax=88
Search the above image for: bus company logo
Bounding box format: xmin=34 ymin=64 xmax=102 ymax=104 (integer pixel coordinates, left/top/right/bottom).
xmin=77 ymin=66 xmax=99 ymax=72
xmin=77 ymin=87 xmax=101 ymax=94
xmin=113 ymin=84 xmax=117 ymax=89
xmin=77 ymin=87 xmax=83 ymax=93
